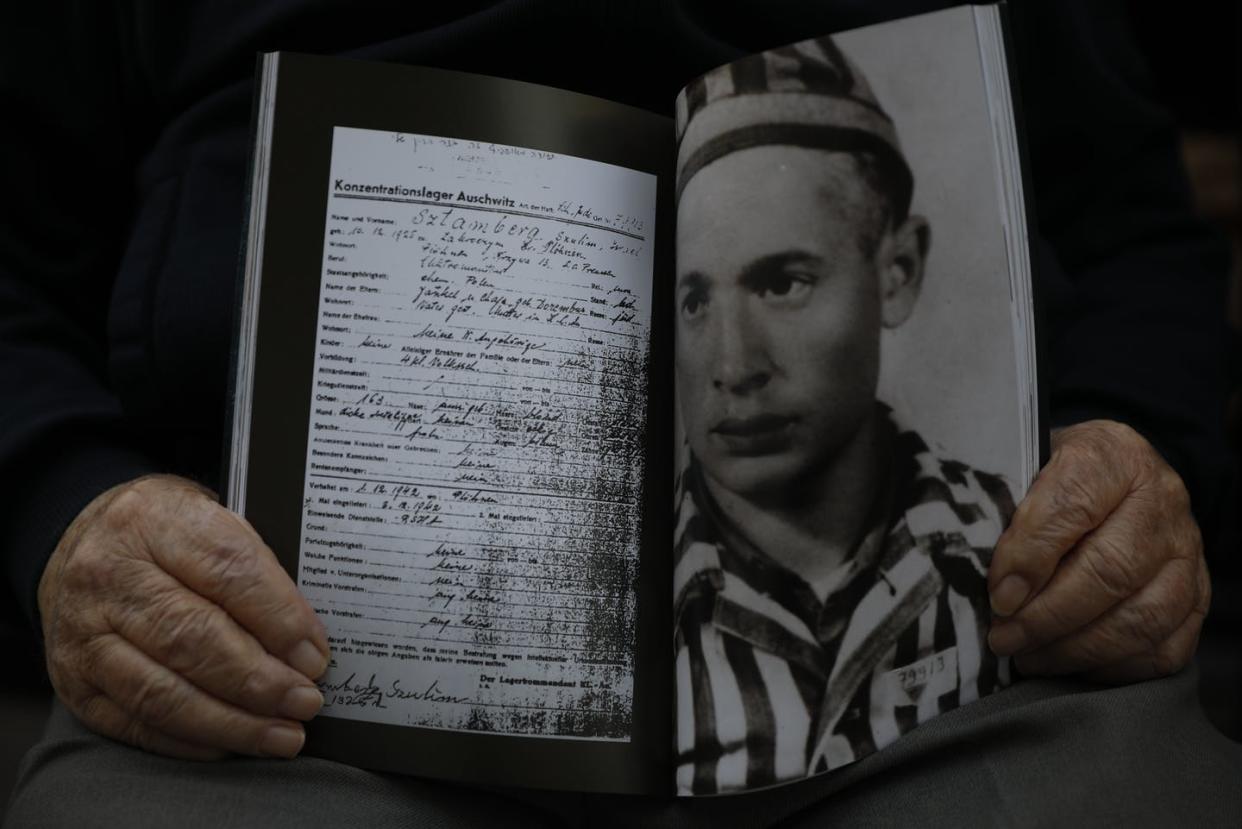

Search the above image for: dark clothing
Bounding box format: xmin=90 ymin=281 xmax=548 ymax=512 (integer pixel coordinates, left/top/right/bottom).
xmin=0 ymin=0 xmax=1232 ymax=632
xmin=8 ymin=666 xmax=1242 ymax=827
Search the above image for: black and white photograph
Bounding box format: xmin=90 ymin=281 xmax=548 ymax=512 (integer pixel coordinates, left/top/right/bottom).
xmin=671 ymin=16 xmax=1032 ymax=794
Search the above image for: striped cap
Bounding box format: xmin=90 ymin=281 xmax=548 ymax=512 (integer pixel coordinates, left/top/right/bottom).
xmin=675 ymin=36 xmax=911 ymax=209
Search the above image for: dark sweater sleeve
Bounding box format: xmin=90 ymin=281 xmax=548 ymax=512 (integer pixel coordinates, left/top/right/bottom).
xmin=1010 ymin=0 xmax=1232 ymax=538
xmin=0 ymin=4 xmax=158 ymax=632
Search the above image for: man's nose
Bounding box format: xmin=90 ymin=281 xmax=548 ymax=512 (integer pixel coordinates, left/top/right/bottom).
xmin=710 ymin=299 xmax=773 ymax=395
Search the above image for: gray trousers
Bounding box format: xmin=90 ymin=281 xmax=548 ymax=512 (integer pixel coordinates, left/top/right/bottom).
xmin=6 ymin=666 xmax=1241 ymax=828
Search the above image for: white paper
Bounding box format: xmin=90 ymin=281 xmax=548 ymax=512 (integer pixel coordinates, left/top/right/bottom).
xmin=300 ymin=127 xmax=656 ymax=740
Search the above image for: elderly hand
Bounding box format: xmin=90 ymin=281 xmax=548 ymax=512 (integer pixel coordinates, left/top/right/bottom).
xmin=986 ymin=420 xmax=1210 ymax=682
xmin=38 ymin=474 xmax=330 ymax=759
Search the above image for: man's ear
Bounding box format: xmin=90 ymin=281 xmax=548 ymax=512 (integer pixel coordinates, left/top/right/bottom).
xmin=878 ymin=214 xmax=929 ymax=329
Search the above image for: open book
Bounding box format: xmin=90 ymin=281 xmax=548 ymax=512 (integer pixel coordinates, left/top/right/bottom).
xmin=226 ymin=3 xmax=1042 ymax=796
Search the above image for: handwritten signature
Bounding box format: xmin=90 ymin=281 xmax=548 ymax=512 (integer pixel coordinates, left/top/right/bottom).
xmin=320 ymin=672 xmax=471 ymax=708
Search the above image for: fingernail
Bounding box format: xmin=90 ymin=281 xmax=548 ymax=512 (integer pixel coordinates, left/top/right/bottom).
xmin=990 ymin=574 xmax=1030 ymax=617
xmin=988 ymin=621 xmax=1027 ymax=656
xmin=279 ymin=685 xmax=324 ymax=721
xmin=259 ymin=724 xmax=305 ymax=758
xmin=286 ymin=639 xmax=328 ymax=679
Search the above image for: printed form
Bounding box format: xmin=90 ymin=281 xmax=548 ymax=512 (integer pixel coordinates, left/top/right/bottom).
xmin=300 ymin=127 xmax=656 ymax=740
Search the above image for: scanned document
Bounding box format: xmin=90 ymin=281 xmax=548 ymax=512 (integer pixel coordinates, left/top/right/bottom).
xmin=299 ymin=127 xmax=656 ymax=739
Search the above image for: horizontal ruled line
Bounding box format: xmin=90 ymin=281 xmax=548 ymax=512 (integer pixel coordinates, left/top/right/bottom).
xmin=362 ymin=583 xmax=628 ymax=601
xmin=325 ymin=556 xmax=625 ymax=589
xmin=362 ymin=541 xmax=632 ymax=561
xmin=452 ymin=310 xmax=640 ymax=337
xmin=322 ymin=592 xmax=614 ymax=614
xmin=396 ymin=278 xmax=640 ymax=311
xmin=332 ymin=623 xmax=627 ymax=656
xmin=333 ymin=389 xmax=642 ymax=424
xmin=348 ymin=320 xmax=640 ymax=348
xmin=323 ymin=428 xmax=634 ymax=458
xmin=334 ymin=430 xmax=636 ymax=471
xmin=324 ymin=598 xmax=598 ymax=628
xmin=308 ymin=472 xmax=634 ymax=506
xmin=332 ymin=192 xmax=646 ymax=240
xmin=374 ymin=372 xmax=642 ymax=396
xmin=332 ymin=525 xmax=633 ymax=551
xmin=311 ymin=506 xmax=635 ymax=530
xmin=367 ymin=377 xmax=643 ymax=403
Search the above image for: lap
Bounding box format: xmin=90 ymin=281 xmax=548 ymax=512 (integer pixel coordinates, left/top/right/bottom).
xmin=7 ymin=666 xmax=1241 ymax=829
xmin=600 ymin=663 xmax=1242 ymax=828
xmin=3 ymin=705 xmax=558 ymax=829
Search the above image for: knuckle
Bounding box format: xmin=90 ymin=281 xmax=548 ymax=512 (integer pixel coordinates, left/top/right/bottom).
xmin=106 ymin=573 xmax=167 ymax=632
xmin=234 ymin=664 xmax=273 ymax=703
xmin=250 ymin=595 xmax=306 ymax=643
xmin=198 ymin=538 xmax=260 ymax=596
xmin=1157 ymin=467 xmax=1190 ymax=507
xmin=1077 ymin=536 xmax=1139 ymax=601
xmin=120 ymin=719 xmax=159 ymax=754
xmin=1061 ymin=629 xmax=1121 ymax=671
xmin=1045 ymin=470 xmax=1106 ymax=534
xmin=1148 ymin=639 xmax=1190 ymax=678
xmin=1072 ymin=420 xmax=1141 ymax=456
xmin=1119 ymin=595 xmax=1179 ymax=654
xmin=1056 ymin=427 xmax=1110 ymax=469
xmin=1008 ymin=497 xmax=1041 ymax=535
xmin=1186 ymin=600 xmax=1208 ymax=635
xmin=101 ymin=484 xmax=149 ymax=534
xmin=1101 ymin=420 xmax=1142 ymax=447
xmin=1021 ymin=594 xmax=1075 ymax=640
xmin=76 ymin=693 xmax=111 ymax=729
xmin=44 ymin=654 xmax=70 ymax=694
xmin=60 ymin=544 xmax=118 ymax=596
xmin=1146 ymin=655 xmax=1177 ymax=679
xmin=155 ymin=601 xmax=219 ymax=665
xmin=1128 ymin=604 xmax=1169 ymax=652
xmin=77 ymin=632 xmax=116 ymax=684
xmin=129 ymin=671 xmax=186 ymax=730
xmin=1178 ymin=519 xmax=1204 ymax=563
xmin=1059 ymin=421 xmax=1145 ymax=485
xmin=1013 ymin=516 xmax=1079 ymax=573
xmin=1172 ymin=529 xmax=1202 ymax=566
xmin=45 ymin=650 xmax=80 ymax=702
xmin=177 ymin=640 xmax=231 ymax=687
xmin=1171 ymin=554 xmax=1200 ymax=597
xmin=103 ymin=476 xmax=213 ymax=550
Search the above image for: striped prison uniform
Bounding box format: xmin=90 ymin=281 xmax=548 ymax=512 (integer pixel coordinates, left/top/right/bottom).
xmin=673 ymin=421 xmax=1016 ymax=795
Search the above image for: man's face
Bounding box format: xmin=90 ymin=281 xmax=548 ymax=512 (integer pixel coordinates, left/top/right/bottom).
xmin=675 ymin=147 xmax=888 ymax=500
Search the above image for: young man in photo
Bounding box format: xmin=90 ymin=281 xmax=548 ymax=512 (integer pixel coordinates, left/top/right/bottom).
xmin=672 ymin=36 xmax=1017 ymax=793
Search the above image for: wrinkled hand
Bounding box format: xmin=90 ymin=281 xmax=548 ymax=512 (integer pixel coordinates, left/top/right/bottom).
xmin=987 ymin=421 xmax=1209 ymax=682
xmin=38 ymin=474 xmax=330 ymax=759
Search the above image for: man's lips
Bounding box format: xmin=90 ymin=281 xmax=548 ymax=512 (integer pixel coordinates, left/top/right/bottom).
xmin=712 ymin=413 xmax=797 ymax=436
xmin=710 ymin=414 xmax=797 ymax=454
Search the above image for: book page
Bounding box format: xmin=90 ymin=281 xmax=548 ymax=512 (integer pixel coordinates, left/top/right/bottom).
xmin=300 ymin=126 xmax=655 ymax=740
xmin=671 ymin=6 xmax=1033 ymax=794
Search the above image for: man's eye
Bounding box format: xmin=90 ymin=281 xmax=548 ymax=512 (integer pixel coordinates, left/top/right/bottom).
xmin=755 ymin=272 xmax=813 ymax=301
xmin=681 ymin=291 xmax=708 ymax=319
